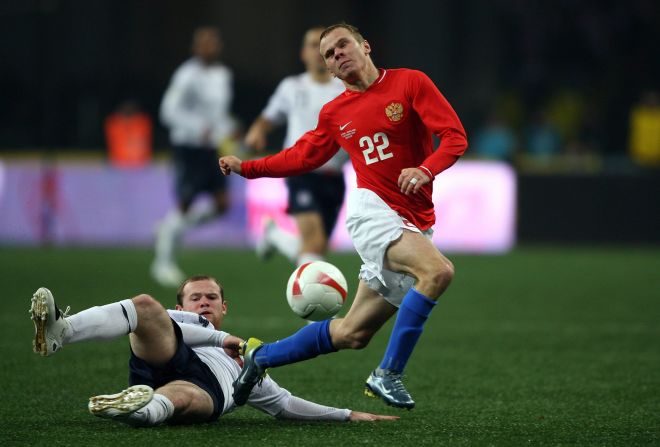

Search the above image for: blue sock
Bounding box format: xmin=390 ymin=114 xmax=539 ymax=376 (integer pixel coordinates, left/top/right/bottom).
xmin=254 ymin=319 xmax=337 ymax=368
xmin=379 ymin=288 xmax=436 ymax=373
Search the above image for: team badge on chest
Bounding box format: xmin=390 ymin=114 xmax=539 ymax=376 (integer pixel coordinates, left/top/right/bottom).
xmin=385 ymin=102 xmax=404 ymax=122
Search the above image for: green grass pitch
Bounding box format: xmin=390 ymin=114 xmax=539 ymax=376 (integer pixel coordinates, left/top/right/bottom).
xmin=0 ymin=246 xmax=658 ymax=446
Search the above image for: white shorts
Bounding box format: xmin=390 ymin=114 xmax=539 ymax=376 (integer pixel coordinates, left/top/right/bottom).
xmin=346 ymin=188 xmax=433 ymax=307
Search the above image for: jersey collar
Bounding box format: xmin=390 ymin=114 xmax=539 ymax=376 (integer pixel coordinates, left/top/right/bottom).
xmin=343 ymin=68 xmax=387 ymax=97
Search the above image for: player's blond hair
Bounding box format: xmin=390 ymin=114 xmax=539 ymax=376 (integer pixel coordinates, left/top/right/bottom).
xmin=320 ymin=22 xmax=365 ymax=44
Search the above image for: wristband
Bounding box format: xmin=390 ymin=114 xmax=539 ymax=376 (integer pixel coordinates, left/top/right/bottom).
xmin=418 ymin=165 xmax=434 ymax=180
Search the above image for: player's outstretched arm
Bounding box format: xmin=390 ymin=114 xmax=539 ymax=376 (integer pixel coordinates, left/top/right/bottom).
xmin=219 ymin=155 xmax=243 ymax=176
xmin=249 ymin=380 xmax=400 ymax=422
xmin=244 ymin=116 xmax=275 ymax=152
xmin=349 ymin=411 xmax=400 ymax=422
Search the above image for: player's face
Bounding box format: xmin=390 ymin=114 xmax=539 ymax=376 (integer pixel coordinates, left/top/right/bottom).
xmin=176 ymin=279 xmax=227 ymax=329
xmin=301 ymin=29 xmax=326 ymax=74
xmin=193 ymin=30 xmax=222 ymax=63
xmin=320 ymin=28 xmax=370 ymax=81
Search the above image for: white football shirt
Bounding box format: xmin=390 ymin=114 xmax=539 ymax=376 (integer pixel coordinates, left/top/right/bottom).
xmin=166 ymin=310 xmax=350 ymax=420
xmin=262 ymin=72 xmax=348 ymax=173
xmin=160 ymin=57 xmax=236 ymax=147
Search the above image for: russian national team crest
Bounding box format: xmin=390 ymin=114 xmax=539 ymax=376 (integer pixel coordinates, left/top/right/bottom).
xmin=385 ymin=102 xmax=404 ymax=122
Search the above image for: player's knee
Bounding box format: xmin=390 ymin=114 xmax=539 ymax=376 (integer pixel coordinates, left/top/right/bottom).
xmin=132 ymin=294 xmax=165 ymax=316
xmin=438 ymin=259 xmax=455 ymax=285
xmin=435 ymin=259 xmax=455 ymax=290
xmin=165 ymin=385 xmax=213 ymax=420
xmin=421 ymin=259 xmax=455 ymax=297
xmin=173 ymin=387 xmax=202 ymax=411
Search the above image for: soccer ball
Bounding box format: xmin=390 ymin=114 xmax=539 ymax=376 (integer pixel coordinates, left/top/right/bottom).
xmin=286 ymin=261 xmax=348 ymax=321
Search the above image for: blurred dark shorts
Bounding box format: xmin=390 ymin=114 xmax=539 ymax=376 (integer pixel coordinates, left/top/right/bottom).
xmin=173 ymin=145 xmax=227 ymax=204
xmin=285 ymin=172 xmax=345 ymax=238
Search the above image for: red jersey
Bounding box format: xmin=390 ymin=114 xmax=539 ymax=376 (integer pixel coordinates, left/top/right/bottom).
xmin=242 ymin=68 xmax=468 ymax=230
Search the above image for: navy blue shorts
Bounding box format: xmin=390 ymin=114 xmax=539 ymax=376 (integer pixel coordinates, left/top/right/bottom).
xmin=172 ymin=145 xmax=227 ymax=205
xmin=128 ymin=319 xmax=224 ymax=422
xmin=285 ymin=172 xmax=345 ymax=238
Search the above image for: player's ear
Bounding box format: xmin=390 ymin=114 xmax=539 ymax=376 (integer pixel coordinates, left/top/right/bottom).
xmin=362 ymin=40 xmax=371 ymax=55
xmin=175 ymin=304 xmax=183 ymax=311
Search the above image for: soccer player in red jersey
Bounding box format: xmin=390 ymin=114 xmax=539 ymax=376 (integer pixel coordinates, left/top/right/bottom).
xmin=220 ymin=23 xmax=468 ymax=409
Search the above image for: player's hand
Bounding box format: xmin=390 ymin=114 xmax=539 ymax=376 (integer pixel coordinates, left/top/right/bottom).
xmin=222 ymin=335 xmax=244 ymax=358
xmin=219 ymin=155 xmax=243 ymax=176
xmin=244 ymin=129 xmax=267 ymax=153
xmin=348 ymin=411 xmax=400 ymax=422
xmin=398 ymin=167 xmax=430 ymax=195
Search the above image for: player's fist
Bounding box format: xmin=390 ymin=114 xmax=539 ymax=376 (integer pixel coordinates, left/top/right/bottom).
xmin=222 ymin=335 xmax=244 ymax=358
xmin=219 ymin=155 xmax=243 ymax=176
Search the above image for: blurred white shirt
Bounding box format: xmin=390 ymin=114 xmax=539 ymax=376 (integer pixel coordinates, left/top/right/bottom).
xmin=160 ymin=57 xmax=236 ymax=148
xmin=262 ymin=72 xmax=348 ymax=174
xmin=166 ymin=309 xmax=350 ymax=420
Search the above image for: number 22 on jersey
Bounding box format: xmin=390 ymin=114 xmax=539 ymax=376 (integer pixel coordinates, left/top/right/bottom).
xmin=360 ymin=132 xmax=392 ymax=165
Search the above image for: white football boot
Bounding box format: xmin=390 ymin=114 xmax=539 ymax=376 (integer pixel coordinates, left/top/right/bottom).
xmin=30 ymin=287 xmax=71 ymax=356
xmin=89 ymin=385 xmax=154 ymax=424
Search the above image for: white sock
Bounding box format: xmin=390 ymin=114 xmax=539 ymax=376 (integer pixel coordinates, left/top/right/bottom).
xmin=297 ymin=252 xmax=324 ymax=266
xmin=183 ymin=205 xmax=216 ymax=227
xmin=126 ymin=393 xmax=175 ymax=427
xmin=65 ymin=299 xmax=138 ymax=344
xmin=154 ymin=210 xmax=185 ymax=266
xmin=269 ymin=225 xmax=301 ymax=262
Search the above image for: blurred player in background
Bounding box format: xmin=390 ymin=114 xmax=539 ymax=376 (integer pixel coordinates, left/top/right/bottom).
xmin=220 ymin=23 xmax=467 ymax=409
xmin=30 ymin=278 xmax=398 ymax=426
xmin=244 ymin=26 xmax=347 ymax=267
xmin=153 ymin=26 xmax=238 ymax=287
xmin=104 ymin=100 xmax=153 ymax=168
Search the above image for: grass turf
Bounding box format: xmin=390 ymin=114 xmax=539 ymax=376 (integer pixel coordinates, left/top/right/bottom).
xmin=0 ymin=246 xmax=658 ymax=445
